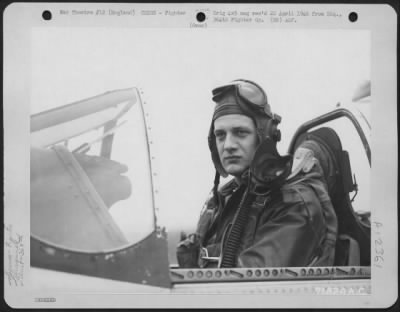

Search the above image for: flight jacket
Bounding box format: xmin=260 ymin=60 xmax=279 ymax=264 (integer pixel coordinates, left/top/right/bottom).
xmin=196 ymin=166 xmax=338 ymax=268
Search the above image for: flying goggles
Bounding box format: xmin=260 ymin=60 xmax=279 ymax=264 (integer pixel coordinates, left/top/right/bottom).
xmin=212 ymin=79 xmax=282 ymax=143
xmin=212 ymin=79 xmax=278 ymax=120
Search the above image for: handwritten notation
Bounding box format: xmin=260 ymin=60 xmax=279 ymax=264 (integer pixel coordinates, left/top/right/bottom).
xmin=4 ymin=224 xmax=25 ymax=286
xmin=373 ymin=221 xmax=384 ymax=269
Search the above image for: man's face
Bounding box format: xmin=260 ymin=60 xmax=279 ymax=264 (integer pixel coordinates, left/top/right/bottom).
xmin=214 ymin=114 xmax=258 ymax=177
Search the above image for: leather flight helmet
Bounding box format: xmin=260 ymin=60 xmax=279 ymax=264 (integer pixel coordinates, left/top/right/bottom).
xmin=208 ymin=79 xmax=282 ymax=177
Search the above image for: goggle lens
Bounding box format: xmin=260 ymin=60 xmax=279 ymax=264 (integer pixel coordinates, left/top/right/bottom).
xmin=236 ymin=81 xmax=266 ymax=108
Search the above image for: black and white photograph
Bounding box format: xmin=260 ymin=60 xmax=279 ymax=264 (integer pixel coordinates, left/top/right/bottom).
xmin=3 ymin=2 xmax=397 ymax=309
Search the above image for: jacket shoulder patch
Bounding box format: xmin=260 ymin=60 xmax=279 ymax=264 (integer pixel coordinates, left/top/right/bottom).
xmin=287 ymin=147 xmax=317 ymax=180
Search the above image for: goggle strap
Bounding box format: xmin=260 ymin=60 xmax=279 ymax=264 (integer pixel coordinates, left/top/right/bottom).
xmin=211 ymin=84 xmax=236 ymax=101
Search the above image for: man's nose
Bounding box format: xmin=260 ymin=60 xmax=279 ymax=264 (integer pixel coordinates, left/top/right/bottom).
xmin=223 ymin=133 xmax=238 ymax=150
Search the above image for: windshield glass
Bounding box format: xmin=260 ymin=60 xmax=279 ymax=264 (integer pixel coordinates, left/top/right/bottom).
xmin=30 ymin=90 xmax=155 ymax=252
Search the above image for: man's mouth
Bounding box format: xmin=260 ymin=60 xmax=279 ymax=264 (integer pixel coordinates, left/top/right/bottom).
xmin=224 ymin=156 xmax=241 ymax=162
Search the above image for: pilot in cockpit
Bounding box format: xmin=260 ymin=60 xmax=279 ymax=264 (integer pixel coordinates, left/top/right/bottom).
xmin=177 ymin=79 xmax=338 ymax=268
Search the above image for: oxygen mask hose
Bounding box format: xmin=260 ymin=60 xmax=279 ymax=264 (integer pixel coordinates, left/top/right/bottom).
xmin=219 ymin=188 xmax=254 ymax=268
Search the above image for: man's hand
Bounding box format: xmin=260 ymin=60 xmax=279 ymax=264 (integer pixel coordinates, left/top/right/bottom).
xmin=176 ymin=232 xmax=200 ymax=268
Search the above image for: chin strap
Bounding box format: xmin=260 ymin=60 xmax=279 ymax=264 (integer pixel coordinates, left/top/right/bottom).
xmin=212 ymin=171 xmax=220 ymax=207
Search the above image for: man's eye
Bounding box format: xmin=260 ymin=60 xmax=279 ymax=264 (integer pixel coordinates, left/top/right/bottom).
xmin=236 ymin=130 xmax=248 ymax=136
xmin=215 ymin=132 xmax=225 ymax=140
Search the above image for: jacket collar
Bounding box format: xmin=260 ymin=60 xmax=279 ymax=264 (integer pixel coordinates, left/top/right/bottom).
xmin=218 ymin=169 xmax=250 ymax=197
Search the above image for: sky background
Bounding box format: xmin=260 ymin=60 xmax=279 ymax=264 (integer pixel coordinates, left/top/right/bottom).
xmin=31 ymin=27 xmax=370 ymax=238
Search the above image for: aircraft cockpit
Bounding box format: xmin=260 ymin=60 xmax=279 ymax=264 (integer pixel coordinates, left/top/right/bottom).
xmin=30 ymin=83 xmax=371 ymax=290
